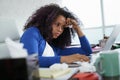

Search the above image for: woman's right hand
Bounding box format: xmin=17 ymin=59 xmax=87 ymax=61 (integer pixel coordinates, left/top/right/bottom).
xmin=61 ymin=54 xmax=90 ymax=64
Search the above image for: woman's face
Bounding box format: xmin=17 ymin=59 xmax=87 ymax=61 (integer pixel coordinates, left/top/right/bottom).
xmin=52 ymin=15 xmax=66 ymax=39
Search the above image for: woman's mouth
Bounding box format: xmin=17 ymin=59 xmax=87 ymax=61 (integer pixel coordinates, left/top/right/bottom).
xmin=53 ymin=33 xmax=61 ymax=38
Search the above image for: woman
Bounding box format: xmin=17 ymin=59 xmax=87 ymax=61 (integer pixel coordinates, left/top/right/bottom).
xmin=20 ymin=3 xmax=92 ymax=67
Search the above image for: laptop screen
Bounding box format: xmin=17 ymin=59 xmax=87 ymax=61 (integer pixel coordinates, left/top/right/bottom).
xmin=103 ymin=25 xmax=120 ymax=51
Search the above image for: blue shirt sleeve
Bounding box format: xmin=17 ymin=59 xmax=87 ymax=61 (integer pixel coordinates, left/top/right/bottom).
xmin=20 ymin=27 xmax=40 ymax=54
xmin=39 ymin=56 xmax=60 ymax=67
xmin=20 ymin=27 xmax=61 ymax=67
xmin=57 ymin=36 xmax=92 ymax=56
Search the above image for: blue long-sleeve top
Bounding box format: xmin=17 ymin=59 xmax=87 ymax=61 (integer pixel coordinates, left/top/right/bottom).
xmin=20 ymin=27 xmax=92 ymax=67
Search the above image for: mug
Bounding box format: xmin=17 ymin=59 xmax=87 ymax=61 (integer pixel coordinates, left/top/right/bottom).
xmin=94 ymin=50 xmax=120 ymax=77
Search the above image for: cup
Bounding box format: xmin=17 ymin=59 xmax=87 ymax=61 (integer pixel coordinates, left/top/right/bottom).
xmin=94 ymin=50 xmax=120 ymax=77
xmin=27 ymin=53 xmax=40 ymax=80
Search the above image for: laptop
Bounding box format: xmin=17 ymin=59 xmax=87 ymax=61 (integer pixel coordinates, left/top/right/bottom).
xmin=102 ymin=25 xmax=120 ymax=51
xmin=92 ymin=25 xmax=120 ymax=53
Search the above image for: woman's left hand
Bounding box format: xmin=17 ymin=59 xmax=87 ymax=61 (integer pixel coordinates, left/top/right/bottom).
xmin=66 ymin=18 xmax=84 ymax=37
xmin=66 ymin=18 xmax=79 ymax=30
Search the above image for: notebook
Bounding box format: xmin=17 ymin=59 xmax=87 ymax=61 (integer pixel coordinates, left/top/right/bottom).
xmin=102 ymin=25 xmax=120 ymax=51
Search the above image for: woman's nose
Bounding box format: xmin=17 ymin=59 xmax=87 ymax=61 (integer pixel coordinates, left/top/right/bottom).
xmin=58 ymin=26 xmax=63 ymax=32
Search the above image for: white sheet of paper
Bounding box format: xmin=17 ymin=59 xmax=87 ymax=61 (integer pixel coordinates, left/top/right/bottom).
xmin=5 ymin=38 xmax=28 ymax=58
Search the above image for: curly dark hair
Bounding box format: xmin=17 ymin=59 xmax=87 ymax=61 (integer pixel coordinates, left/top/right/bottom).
xmin=24 ymin=3 xmax=79 ymax=49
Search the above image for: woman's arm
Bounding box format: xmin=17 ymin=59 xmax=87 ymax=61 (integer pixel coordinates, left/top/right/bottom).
xmin=20 ymin=27 xmax=62 ymax=67
xmin=58 ymin=36 xmax=92 ymax=56
xmin=62 ymin=18 xmax=92 ymax=55
xmin=55 ymin=35 xmax=92 ymax=64
xmin=39 ymin=56 xmax=60 ymax=67
xmin=58 ymin=18 xmax=92 ymax=63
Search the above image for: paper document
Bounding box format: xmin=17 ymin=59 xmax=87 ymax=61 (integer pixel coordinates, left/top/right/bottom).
xmin=5 ymin=37 xmax=28 ymax=58
xmin=32 ymin=68 xmax=79 ymax=80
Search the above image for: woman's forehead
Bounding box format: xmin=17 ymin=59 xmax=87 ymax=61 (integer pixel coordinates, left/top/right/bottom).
xmin=53 ymin=15 xmax=66 ymax=25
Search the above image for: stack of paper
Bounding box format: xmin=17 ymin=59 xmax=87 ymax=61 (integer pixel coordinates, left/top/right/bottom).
xmin=32 ymin=68 xmax=71 ymax=79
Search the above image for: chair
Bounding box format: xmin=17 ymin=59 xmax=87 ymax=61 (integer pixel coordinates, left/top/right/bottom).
xmin=0 ymin=19 xmax=20 ymax=59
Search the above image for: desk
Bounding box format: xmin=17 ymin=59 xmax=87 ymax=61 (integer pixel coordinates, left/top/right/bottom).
xmin=37 ymin=66 xmax=102 ymax=80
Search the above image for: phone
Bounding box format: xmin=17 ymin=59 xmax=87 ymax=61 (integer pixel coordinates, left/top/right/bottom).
xmin=68 ymin=63 xmax=81 ymax=68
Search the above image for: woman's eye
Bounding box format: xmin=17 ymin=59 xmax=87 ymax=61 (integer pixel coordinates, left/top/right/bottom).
xmin=56 ymin=23 xmax=60 ymax=26
xmin=54 ymin=22 xmax=65 ymax=30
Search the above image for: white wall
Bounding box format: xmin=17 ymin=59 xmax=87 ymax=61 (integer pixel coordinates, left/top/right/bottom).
xmin=1 ymin=0 xmax=119 ymax=44
xmin=0 ymin=0 xmax=62 ymax=36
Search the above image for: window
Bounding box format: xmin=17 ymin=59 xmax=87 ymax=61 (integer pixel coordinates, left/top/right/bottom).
xmin=62 ymin=0 xmax=102 ymax=28
xmin=62 ymin=0 xmax=120 ymax=28
xmin=62 ymin=0 xmax=120 ymax=44
xmin=103 ymin=0 xmax=120 ymax=26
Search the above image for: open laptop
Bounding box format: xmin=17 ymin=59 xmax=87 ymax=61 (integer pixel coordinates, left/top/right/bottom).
xmin=102 ymin=24 xmax=120 ymax=51
xmin=92 ymin=24 xmax=120 ymax=53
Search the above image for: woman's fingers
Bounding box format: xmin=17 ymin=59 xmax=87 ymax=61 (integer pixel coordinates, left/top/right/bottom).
xmin=66 ymin=18 xmax=77 ymax=26
xmin=75 ymin=54 xmax=89 ymax=62
xmin=61 ymin=54 xmax=90 ymax=63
